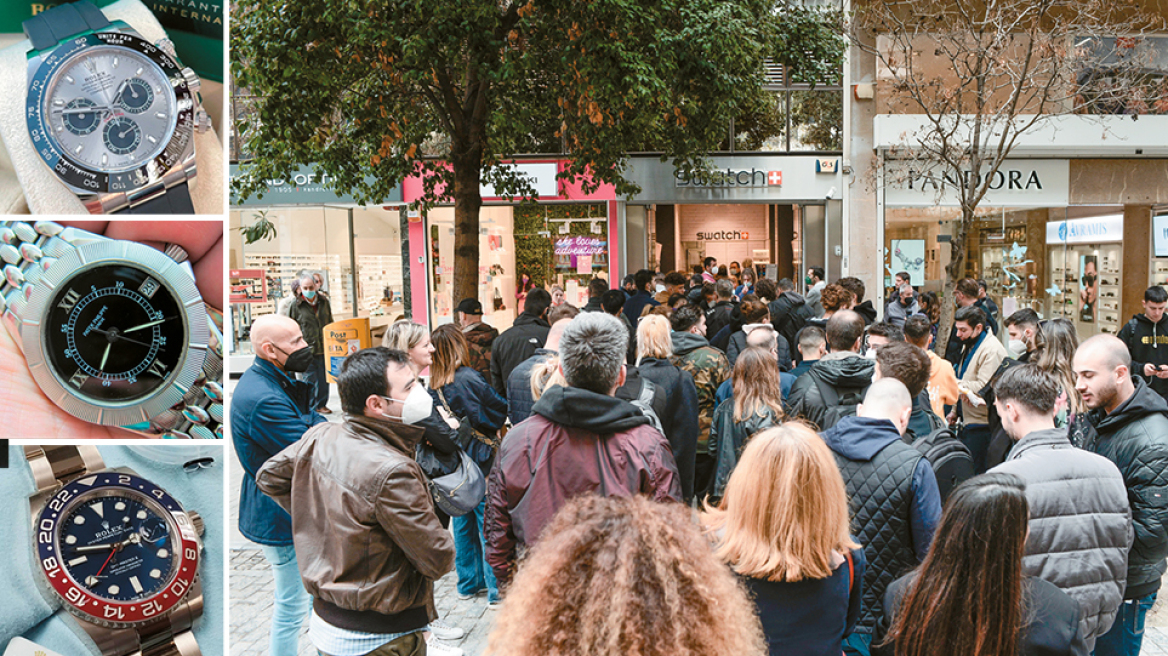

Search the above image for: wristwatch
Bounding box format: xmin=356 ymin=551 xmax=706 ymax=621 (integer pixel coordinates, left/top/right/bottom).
xmin=0 ymin=220 xmax=224 ymax=438
xmin=23 ymin=0 xmax=211 ymax=214
xmin=25 ymin=445 xmax=205 ymax=656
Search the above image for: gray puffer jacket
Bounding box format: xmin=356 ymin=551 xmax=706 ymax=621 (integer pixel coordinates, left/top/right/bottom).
xmin=991 ymin=427 xmax=1132 ymax=649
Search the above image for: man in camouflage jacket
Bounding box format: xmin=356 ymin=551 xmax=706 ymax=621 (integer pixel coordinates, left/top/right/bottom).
xmin=670 ymin=304 xmax=731 ymax=499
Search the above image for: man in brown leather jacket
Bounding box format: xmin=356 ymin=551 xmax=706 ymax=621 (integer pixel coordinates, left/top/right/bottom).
xmin=485 ymin=312 xmax=681 ymax=588
xmin=258 ymin=347 xmax=455 ymax=656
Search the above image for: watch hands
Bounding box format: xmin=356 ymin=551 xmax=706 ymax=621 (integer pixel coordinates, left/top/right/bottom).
xmin=100 ymin=342 xmax=110 ymax=369
xmin=124 ymin=317 xmax=175 ymax=333
xmin=87 ymin=327 xmax=157 ymax=350
xmin=93 ymin=547 xmax=117 ymax=579
xmin=69 ymin=533 xmax=142 ymax=554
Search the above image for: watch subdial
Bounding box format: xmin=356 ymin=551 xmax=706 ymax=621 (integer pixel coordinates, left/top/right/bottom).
xmin=103 ymin=117 xmax=141 ymax=156
xmin=62 ymin=98 xmax=101 ymax=135
xmin=115 ymin=79 xmax=154 ymax=114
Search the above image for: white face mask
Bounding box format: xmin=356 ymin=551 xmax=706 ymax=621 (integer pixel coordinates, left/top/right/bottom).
xmin=1008 ymin=339 xmax=1027 ymax=357
xmin=655 ymin=284 xmax=666 ymax=293
xmin=710 ymin=265 xmax=719 ymax=275
xmin=381 ymin=383 xmax=433 ymax=425
xmin=863 ymin=348 xmax=878 ymax=360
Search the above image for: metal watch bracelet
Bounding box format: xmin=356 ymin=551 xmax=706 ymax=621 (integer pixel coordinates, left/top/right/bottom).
xmin=0 ymin=222 xmax=223 ymax=438
xmin=24 ymin=445 xmax=205 ymax=656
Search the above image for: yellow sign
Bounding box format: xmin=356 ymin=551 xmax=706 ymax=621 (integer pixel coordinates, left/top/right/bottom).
xmin=323 ymin=317 xmax=372 ymax=383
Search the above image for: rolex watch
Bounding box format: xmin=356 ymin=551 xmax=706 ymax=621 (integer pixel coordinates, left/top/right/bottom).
xmin=23 ymin=0 xmax=211 ymax=214
xmin=25 ymin=445 xmax=205 ymax=656
xmin=0 ymin=220 xmax=223 ymax=438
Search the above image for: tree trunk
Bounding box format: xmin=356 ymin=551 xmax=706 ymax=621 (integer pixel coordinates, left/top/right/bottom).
xmin=450 ymin=153 xmax=483 ymax=311
xmin=938 ymin=211 xmax=972 ymax=357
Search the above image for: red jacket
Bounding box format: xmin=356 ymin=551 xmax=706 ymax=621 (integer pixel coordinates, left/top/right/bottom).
xmin=485 ymin=385 xmax=681 ymax=586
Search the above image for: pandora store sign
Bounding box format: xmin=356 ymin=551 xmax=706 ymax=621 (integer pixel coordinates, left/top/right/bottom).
xmin=884 ymin=159 xmax=1069 ymax=207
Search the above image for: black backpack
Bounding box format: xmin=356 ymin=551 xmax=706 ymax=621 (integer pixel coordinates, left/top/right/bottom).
xmin=906 ymin=425 xmax=975 ymax=503
xmin=811 ymin=376 xmax=866 ymax=430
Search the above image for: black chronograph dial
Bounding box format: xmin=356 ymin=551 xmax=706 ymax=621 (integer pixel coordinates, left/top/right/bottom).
xmin=46 ymin=264 xmax=186 ymax=402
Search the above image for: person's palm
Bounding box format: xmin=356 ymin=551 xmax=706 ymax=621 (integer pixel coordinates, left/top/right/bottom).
xmin=0 ymin=220 xmax=222 ymax=439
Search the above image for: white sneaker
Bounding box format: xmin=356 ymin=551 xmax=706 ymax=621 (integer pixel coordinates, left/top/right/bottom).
xmin=428 ymin=619 xmax=466 ymax=641
xmin=425 ymin=635 xmax=464 ymax=656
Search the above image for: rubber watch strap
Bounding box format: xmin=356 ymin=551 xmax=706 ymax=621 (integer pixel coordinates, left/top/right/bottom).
xmin=23 ymin=1 xmax=110 ymax=52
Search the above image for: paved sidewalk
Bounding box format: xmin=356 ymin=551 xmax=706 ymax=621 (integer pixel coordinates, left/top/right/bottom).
xmin=224 ymin=376 xmax=1168 ymax=655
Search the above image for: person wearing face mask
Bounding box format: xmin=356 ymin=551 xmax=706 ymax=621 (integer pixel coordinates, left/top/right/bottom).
xmin=1004 ymin=308 xmax=1042 ymax=362
xmin=257 ymin=347 xmax=460 ymax=656
xmin=947 ymin=306 xmax=1008 ymax=474
xmin=702 ymin=256 xmax=719 ymax=283
xmin=232 ymin=315 xmax=327 ymax=656
xmin=289 ymin=271 xmax=335 ymax=414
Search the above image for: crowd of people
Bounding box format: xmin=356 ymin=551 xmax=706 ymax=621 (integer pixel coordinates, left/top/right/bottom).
xmin=232 ymin=259 xmax=1168 ymax=656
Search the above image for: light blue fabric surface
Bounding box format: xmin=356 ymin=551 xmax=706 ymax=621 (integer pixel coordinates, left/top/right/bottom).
xmin=0 ymin=445 xmax=224 ymax=656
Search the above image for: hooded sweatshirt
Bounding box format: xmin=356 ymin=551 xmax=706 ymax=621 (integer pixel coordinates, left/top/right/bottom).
xmin=786 ymin=352 xmax=875 ymax=430
xmin=1118 ymin=313 xmax=1168 ymax=399
xmin=485 ymin=385 xmax=681 ymax=585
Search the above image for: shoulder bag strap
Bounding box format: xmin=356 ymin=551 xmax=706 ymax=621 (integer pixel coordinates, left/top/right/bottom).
xmin=845 ymin=550 xmax=855 ymax=595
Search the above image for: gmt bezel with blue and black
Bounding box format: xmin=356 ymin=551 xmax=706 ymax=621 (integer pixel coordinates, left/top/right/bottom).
xmin=33 ymin=469 xmax=201 ymax=628
xmin=26 ymin=29 xmax=195 ymax=199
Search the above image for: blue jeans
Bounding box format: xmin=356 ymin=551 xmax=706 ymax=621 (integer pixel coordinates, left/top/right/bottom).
xmin=261 ymin=544 xmax=313 ymax=656
xmin=1095 ymin=592 xmax=1157 ymax=656
xmin=304 ymin=353 xmax=330 ymax=411
xmin=452 ymin=497 xmax=498 ymax=602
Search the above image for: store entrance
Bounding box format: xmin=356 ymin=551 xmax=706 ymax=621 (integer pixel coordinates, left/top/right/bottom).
xmin=642 ymin=203 xmax=825 ymax=284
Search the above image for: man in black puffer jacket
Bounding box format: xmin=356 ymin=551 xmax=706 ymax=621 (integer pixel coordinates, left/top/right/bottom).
xmin=768 ymin=278 xmax=815 ymax=349
xmin=1074 ymin=334 xmax=1168 ymax=656
xmin=787 ymin=310 xmax=874 ymax=430
xmin=490 ymin=288 xmax=552 ymax=395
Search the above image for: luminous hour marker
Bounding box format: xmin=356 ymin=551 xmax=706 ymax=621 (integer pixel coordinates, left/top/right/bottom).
xmin=137 ymin=510 xmax=147 ymax=520
xmin=65 ymin=535 xmax=77 ymax=545
xmin=155 ymin=112 xmax=167 ymax=119
xmin=53 ymin=99 xmax=64 ymax=106
xmin=108 ymin=585 xmax=119 ymax=595
xmin=65 ymin=75 xmax=74 ymax=84
xmin=90 ymin=502 xmax=103 ymax=518
xmin=112 ymin=57 xmax=119 ymax=68
xmin=157 ymin=548 xmax=168 ymax=559
xmin=149 ymin=569 xmax=161 ymax=579
xmin=55 ymin=126 xmax=63 ymax=132
xmin=73 ymin=145 xmax=83 ymax=154
xmin=68 ymin=556 xmax=87 ymax=567
xmin=115 ymin=502 xmax=126 ymax=511
xmin=135 ymin=67 xmax=143 ymax=76
xmin=130 ymin=576 xmax=143 ymax=593
xmin=101 ymin=153 xmax=108 ymax=166
xmin=146 ymin=135 xmax=157 ymax=144
xmin=73 ymin=515 xmax=85 ymax=525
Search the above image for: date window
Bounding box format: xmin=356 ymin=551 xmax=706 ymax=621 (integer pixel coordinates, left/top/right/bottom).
xmin=138 ymin=278 xmax=160 ymax=299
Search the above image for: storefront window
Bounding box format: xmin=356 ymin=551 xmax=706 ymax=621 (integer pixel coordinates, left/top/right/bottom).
xmin=228 ymin=206 xmax=405 ymax=354
xmin=883 ymin=204 xmax=1124 ymax=338
xmin=427 ymin=207 xmax=518 ymax=330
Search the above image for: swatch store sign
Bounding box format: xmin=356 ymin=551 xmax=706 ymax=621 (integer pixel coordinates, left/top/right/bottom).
xmin=676 ymin=168 xmax=782 ymax=188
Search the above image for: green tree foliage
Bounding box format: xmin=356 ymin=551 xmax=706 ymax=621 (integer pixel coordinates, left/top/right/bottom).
xmin=232 ymin=0 xmax=843 ymax=304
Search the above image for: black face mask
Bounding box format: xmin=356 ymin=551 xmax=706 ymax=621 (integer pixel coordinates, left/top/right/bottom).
xmin=275 ymin=344 xmax=315 ymax=373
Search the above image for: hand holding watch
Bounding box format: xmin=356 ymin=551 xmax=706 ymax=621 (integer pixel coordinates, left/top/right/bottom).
xmin=0 ymin=220 xmax=223 ymax=438
xmin=25 ymin=445 xmax=205 ymax=656
xmin=23 ymin=0 xmax=212 ymax=214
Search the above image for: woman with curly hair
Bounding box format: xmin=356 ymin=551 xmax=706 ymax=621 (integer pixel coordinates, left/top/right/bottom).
xmin=703 ymin=422 xmax=864 ymax=656
xmin=486 ymin=494 xmax=766 ymax=656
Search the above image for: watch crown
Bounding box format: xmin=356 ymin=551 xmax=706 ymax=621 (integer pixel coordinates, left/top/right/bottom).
xmin=195 ymin=109 xmax=212 ymax=134
xmin=156 ymin=38 xmax=177 ymax=59
xmin=189 ymin=511 xmax=205 ymax=537
xmin=181 ymin=67 xmax=201 ymax=96
xmin=163 ymin=243 xmax=190 ymax=264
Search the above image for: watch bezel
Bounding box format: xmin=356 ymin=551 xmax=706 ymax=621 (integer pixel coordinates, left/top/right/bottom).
xmin=21 ymin=239 xmax=209 ymax=427
xmin=26 ymin=30 xmax=195 ymax=197
xmin=33 ymin=471 xmax=200 ymax=628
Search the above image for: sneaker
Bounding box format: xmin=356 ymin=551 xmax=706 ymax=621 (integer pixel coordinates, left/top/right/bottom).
xmin=425 ymin=635 xmax=464 ymax=656
xmin=456 ymin=589 xmax=485 ymax=601
xmin=428 ymin=619 xmax=466 ymax=641
xmin=487 ymin=599 xmax=502 ymax=610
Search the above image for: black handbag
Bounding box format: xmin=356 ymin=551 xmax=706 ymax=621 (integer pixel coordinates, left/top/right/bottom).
xmin=415 ymin=442 xmax=486 ymax=517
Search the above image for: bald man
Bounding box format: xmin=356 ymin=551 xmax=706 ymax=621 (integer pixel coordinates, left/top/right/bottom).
xmin=820 ymin=378 xmax=942 ymax=653
xmin=1074 ymin=335 xmax=1168 ymax=656
xmin=232 ymin=314 xmax=327 ymax=656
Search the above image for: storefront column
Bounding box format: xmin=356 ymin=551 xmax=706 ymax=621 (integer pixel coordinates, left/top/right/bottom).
xmin=608 ymin=200 xmax=622 ymax=287
xmin=408 ymin=213 xmax=430 ymax=327
xmin=1123 ymin=205 xmax=1153 ymax=320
